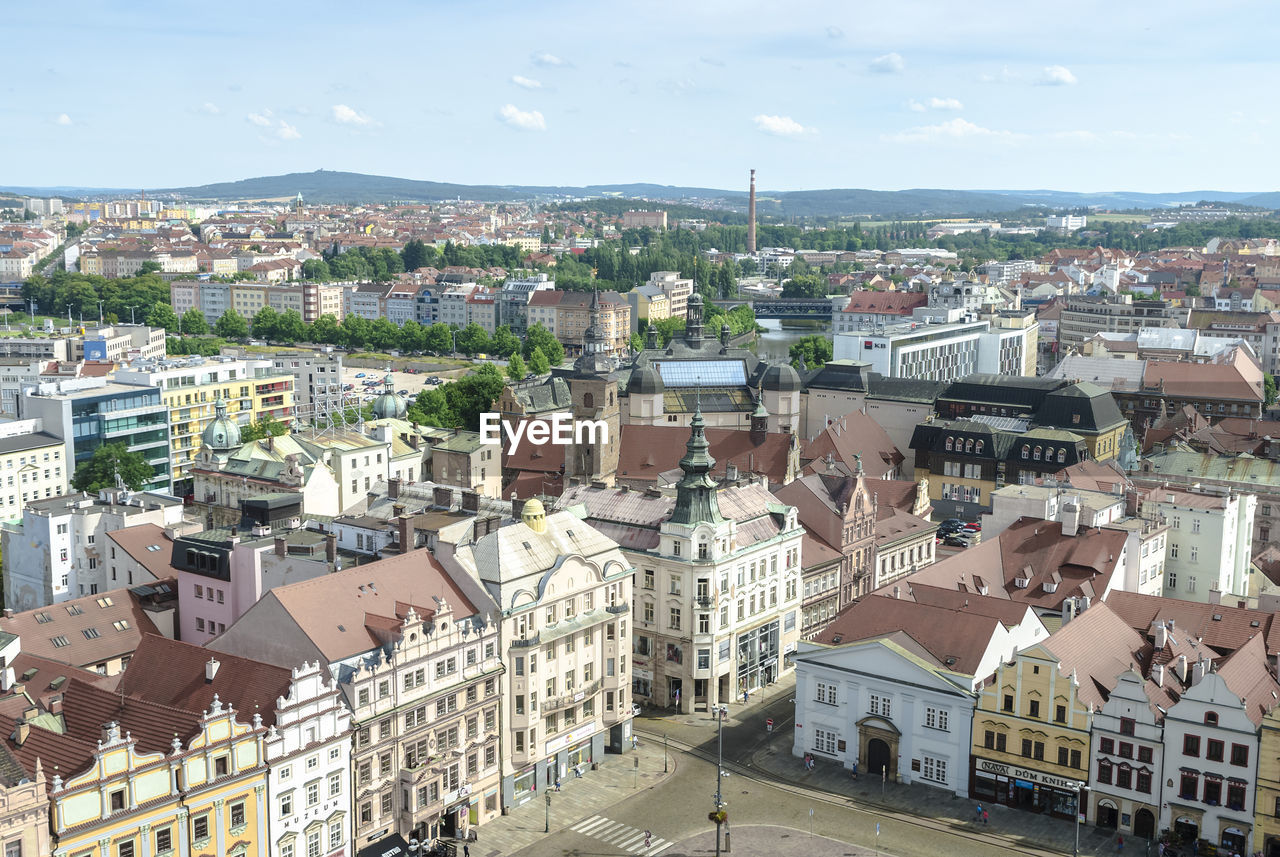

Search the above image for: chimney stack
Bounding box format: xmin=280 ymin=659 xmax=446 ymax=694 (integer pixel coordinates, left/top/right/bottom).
xmin=388 ymin=477 xmax=401 ymax=500
xmin=1152 ymin=621 xmax=1168 ymax=650
xmin=1152 ymin=663 xmax=1164 ymax=687
xmin=274 ymin=536 xmax=287 ymax=558
xmin=14 ymin=721 xmax=28 ymax=746
xmin=325 ymin=532 xmax=337 ymax=562
xmin=1175 ymin=653 xmax=1189 ymax=683
xmin=1060 ymin=500 xmax=1080 ymax=537
xmin=747 ymin=169 xmax=757 ymax=254
xmin=1191 ymin=657 xmax=1208 ymax=687
xmin=205 ymin=657 xmax=220 ymax=683
xmin=398 ymin=515 xmax=413 ymax=554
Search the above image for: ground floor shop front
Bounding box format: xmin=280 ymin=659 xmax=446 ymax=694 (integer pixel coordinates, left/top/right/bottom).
xmin=970 ymin=756 xmax=1086 ymax=822
xmin=503 ymin=720 xmax=632 ymax=811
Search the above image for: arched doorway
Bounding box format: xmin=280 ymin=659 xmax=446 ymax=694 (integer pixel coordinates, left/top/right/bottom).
xmin=1265 ymin=836 xmax=1280 ymax=857
xmin=1133 ymin=809 xmax=1155 ymax=840
xmin=867 ymin=739 xmax=891 ymax=776
xmin=1096 ymin=801 xmax=1118 ymax=830
xmin=1174 ymin=816 xmax=1199 ymax=844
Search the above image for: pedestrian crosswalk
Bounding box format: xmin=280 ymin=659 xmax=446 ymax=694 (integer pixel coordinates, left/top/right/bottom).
xmin=569 ymin=815 xmax=674 ymax=854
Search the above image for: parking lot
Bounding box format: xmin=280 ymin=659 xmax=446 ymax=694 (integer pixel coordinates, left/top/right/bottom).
xmin=340 ymin=367 xmax=445 ymax=404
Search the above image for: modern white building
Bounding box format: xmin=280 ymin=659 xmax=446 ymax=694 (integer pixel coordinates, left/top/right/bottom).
xmin=1046 ymin=215 xmax=1087 ymax=233
xmin=833 ymin=309 xmax=1038 ymax=382
xmin=1142 ymin=487 xmax=1255 ymax=604
xmin=792 ymin=592 xmax=1047 ymax=796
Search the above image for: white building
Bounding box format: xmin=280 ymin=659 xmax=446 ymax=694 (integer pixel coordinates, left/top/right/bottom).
xmin=1160 ymin=636 xmax=1277 ymax=856
xmin=265 ymin=661 xmax=354 ymax=857
xmin=1142 ymin=487 xmax=1255 ymax=604
xmin=441 ymin=499 xmax=636 ymax=811
xmin=438 ymin=284 xmax=480 ymax=329
xmin=833 ymin=309 xmax=1038 ymax=382
xmin=792 ymin=592 xmax=1047 ymax=796
xmin=561 ymin=412 xmax=806 ymax=713
xmin=2 ymin=488 xmax=186 ymax=610
xmin=1046 ymin=215 xmax=1087 ymax=233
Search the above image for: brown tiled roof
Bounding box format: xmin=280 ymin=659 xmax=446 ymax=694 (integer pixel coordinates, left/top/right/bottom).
xmin=249 ymin=549 xmax=475 ymax=664
xmin=1103 ymin=589 xmax=1280 ymax=657
xmin=869 ymin=479 xmax=923 ymax=514
xmin=1055 ymin=460 xmax=1130 ymax=494
xmin=1253 ymin=543 xmax=1280 ymax=587
xmin=881 ymin=518 xmax=1128 ymax=610
xmin=105 ymin=524 xmax=176 ymax=581
xmin=117 ymin=635 xmax=291 ymax=729
xmin=59 ymin=678 xmax=204 ymax=756
xmin=838 ymin=291 xmax=927 ymax=315
xmin=0 ymin=710 xmax=97 ymax=791
xmin=889 ymin=584 xmax=1036 ymax=628
xmin=617 ymin=425 xmax=794 ymax=487
xmin=1040 ymin=602 xmax=1147 ymax=710
xmin=7 ymin=652 xmax=115 ymax=708
xmin=0 ymin=586 xmax=161 ymax=672
xmin=1213 ymin=633 xmax=1280 ymax=725
xmin=1141 ymin=353 xmax=1263 ymax=403
xmin=801 ymin=411 xmax=902 ymax=479
xmin=814 ymin=595 xmax=1005 ymax=676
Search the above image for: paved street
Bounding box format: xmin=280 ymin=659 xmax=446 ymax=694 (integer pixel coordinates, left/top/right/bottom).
xmin=461 ymin=673 xmax=1156 ymax=857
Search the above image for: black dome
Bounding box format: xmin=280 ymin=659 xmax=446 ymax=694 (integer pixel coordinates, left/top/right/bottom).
xmin=627 ymin=365 xmax=665 ymax=394
xmin=761 ymin=363 xmax=802 ymax=392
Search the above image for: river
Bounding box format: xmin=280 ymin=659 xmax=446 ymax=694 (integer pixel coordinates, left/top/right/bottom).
xmin=751 ymin=318 xmax=832 ymax=363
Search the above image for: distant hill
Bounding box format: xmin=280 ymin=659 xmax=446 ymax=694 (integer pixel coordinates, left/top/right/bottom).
xmin=4 ymin=170 xmax=1275 ymax=218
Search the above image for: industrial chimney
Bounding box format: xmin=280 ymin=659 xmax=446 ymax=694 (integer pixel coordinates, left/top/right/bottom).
xmin=747 ymin=169 xmax=757 ymax=254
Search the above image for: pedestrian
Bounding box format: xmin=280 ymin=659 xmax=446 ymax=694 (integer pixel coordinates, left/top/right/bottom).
xmin=982 ymin=810 xmax=988 ymax=825
xmin=975 ymin=804 xmax=983 ymax=822
xmin=851 ymin=761 xmax=858 ymax=780
xmin=464 ymin=845 xmax=470 ymax=857
xmin=1116 ymin=834 xmax=1124 ymax=853
xmin=555 ymin=778 xmax=561 ymax=792
xmin=631 ymin=735 xmax=639 ymax=750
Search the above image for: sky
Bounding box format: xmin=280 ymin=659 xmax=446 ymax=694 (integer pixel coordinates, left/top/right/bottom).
xmin=4 ymin=0 xmax=1275 ymax=193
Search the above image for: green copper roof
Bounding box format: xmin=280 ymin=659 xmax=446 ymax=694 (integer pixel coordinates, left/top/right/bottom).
xmin=668 ymin=402 xmax=723 ymax=525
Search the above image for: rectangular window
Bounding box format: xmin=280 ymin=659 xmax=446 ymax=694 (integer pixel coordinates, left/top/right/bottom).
xmin=1206 ymin=739 xmax=1224 ymax=762
xmin=1002 ymin=694 xmax=1014 ymax=712
xmin=1028 ymin=700 xmax=1040 ymax=718
xmin=1203 ymin=779 xmax=1221 ymax=806
xmin=155 ymin=828 xmax=172 ymax=854
xmin=920 ymin=755 xmax=947 ymax=784
xmin=813 ymin=728 xmax=837 ymax=754
xmin=230 ymin=801 xmax=245 ymax=827
xmin=1022 ymin=739 xmax=1032 ymax=758
xmin=329 ymin=771 xmax=342 ymax=797
xmin=193 ymin=815 xmax=209 ymax=841
xmin=1227 ymin=782 xmax=1246 ymax=811
xmin=1136 ymin=770 xmax=1152 ymax=794
xmin=1231 ymin=743 xmax=1249 ymax=766
xmin=1183 ymin=735 xmax=1200 ymax=757
xmin=1179 ymin=772 xmax=1198 ymax=800
xmin=924 ymin=706 xmax=949 ymax=731
xmin=869 ymin=694 xmax=891 ymax=718
xmin=1138 ymin=746 xmax=1153 ymax=764
xmin=816 ymin=681 xmax=837 ymax=705
xmin=1070 ymin=749 xmax=1081 ymax=769
xmin=1057 ymin=746 xmax=1068 ymax=767
xmin=1056 ymin=704 xmax=1067 ymax=723
xmin=1097 ymin=760 xmax=1112 ymax=785
xmin=1116 ymin=767 xmax=1132 ymax=790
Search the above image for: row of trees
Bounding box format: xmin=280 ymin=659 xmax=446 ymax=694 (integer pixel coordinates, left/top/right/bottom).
xmin=300 ymin=241 xmax=524 ymax=282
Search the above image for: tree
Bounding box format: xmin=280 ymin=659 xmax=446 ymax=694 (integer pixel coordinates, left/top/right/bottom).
xmin=339 ymin=314 xmax=372 ymax=349
xmin=72 ymin=443 xmax=153 ymax=492
xmin=789 ymin=334 xmax=832 ymax=371
xmin=146 ymin=304 xmax=179 ymax=332
xmin=301 ymin=258 xmax=331 ymax=281
xmin=1266 ymin=372 xmax=1277 ymax=409
xmin=369 ymin=317 xmax=401 ymax=352
xmin=309 ymin=314 xmax=341 ymax=344
xmin=240 ymin=414 xmax=288 ymax=441
xmin=276 ymin=309 xmax=307 ymax=345
xmin=490 ymin=325 xmax=520 ymax=358
xmin=402 ymin=239 xmax=430 ymax=273
xmin=528 ymin=347 xmax=551 ymax=376
xmin=447 ymin=363 xmax=506 ymax=430
xmin=782 ymin=273 xmax=825 ymax=299
xmin=252 ymin=306 xmax=280 ymax=341
xmin=399 ymin=319 xmax=427 ymax=353
xmin=506 ymin=353 xmax=526 ymax=381
xmin=455 ymin=322 xmax=491 ymax=356
xmin=424 ymin=322 xmax=453 ymax=354
xmin=215 ymin=309 xmax=249 ymax=340
xmin=180 ymin=308 xmax=209 ymax=335
xmin=522 ymin=323 xmax=564 ymax=365
xmin=137 ymin=260 xmax=163 ymax=276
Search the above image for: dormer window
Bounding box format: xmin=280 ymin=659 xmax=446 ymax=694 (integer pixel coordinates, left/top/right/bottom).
xmin=965 ymin=439 xmax=973 ymax=454
xmin=1022 ymin=445 xmax=1029 ymax=460
xmin=1057 ymin=448 xmax=1066 ymax=463
xmin=698 ymin=541 xmax=709 ymax=559
xmin=976 ymin=440 xmax=984 ymax=454
xmin=1205 ymin=711 xmax=1218 ymax=726
xmin=1034 ymin=446 xmax=1042 ymax=461
xmin=945 ymin=437 xmax=954 ymax=451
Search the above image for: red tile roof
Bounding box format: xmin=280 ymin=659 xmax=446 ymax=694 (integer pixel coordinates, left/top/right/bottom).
xmin=0 ymin=586 xmax=162 ymax=672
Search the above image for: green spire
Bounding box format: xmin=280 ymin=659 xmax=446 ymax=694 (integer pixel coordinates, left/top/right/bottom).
xmin=668 ymin=399 xmax=723 ymax=525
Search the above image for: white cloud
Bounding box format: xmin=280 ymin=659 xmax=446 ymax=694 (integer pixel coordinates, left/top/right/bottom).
xmin=884 ymin=117 xmax=1021 ymax=144
xmin=908 ymin=97 xmax=963 ymax=112
xmin=246 ymin=110 xmax=273 ymax=127
xmin=511 ymin=75 xmax=542 ymax=90
xmin=1039 ymin=65 xmax=1077 ymax=86
xmin=54 ymin=113 xmax=72 ymax=126
xmin=499 ymin=104 xmax=547 ymax=131
xmin=979 ymin=66 xmax=1018 ymax=84
xmin=753 ymin=114 xmax=814 ymax=137
xmin=869 ymin=52 xmax=904 ymax=74
xmin=276 ymin=122 xmax=301 ymax=140
xmin=331 ymin=104 xmax=373 ymax=126
xmin=200 ymin=102 xmax=220 ymax=115
xmin=247 ymin=109 xmax=300 ymax=140
xmin=531 ymin=51 xmax=568 ymax=67
xmin=826 ymin=25 xmax=844 ymax=39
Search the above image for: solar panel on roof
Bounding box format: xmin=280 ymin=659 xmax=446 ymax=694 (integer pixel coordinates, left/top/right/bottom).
xmin=655 ymin=360 xmax=746 ymax=388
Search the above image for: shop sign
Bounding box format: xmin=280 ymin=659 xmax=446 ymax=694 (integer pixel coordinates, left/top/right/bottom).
xmin=634 ymin=667 xmax=654 ymax=681
xmin=976 ymin=758 xmax=1084 ymax=791
xmin=545 ymin=723 xmax=597 ymax=756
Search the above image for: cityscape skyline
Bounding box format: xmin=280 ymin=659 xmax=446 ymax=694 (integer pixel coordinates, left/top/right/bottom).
xmin=6 ymin=0 xmax=1275 ymax=192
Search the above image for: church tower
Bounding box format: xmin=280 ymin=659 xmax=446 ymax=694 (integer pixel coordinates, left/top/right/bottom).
xmin=565 ymin=289 xmax=620 ymax=486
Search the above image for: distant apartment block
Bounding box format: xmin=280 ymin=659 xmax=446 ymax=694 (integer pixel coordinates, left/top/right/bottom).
xmin=1058 ymin=295 xmax=1185 ymax=351
xmin=647 ymin=270 xmax=693 ymax=318
xmin=1045 ymin=214 xmax=1087 ymax=233
xmin=621 ymin=210 xmax=668 ymax=230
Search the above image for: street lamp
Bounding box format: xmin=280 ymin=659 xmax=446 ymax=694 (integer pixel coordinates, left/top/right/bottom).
xmin=96 ymin=300 xmax=104 ymax=325
xmin=664 ymin=733 xmax=669 ymax=774
xmin=544 ymin=791 xmax=552 ymax=833
xmin=713 ymin=707 xmax=727 ymax=857
xmin=1072 ymin=785 xmax=1081 ymax=857
xmin=127 ymin=305 xmax=140 ymax=325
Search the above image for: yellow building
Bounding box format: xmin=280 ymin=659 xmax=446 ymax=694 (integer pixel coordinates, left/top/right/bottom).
xmin=1256 ymin=705 xmax=1280 ymax=857
xmin=10 ymin=683 xmax=269 ymax=857
xmin=115 ymin=357 xmax=294 ymax=488
xmin=970 ymin=603 xmax=1136 ymax=820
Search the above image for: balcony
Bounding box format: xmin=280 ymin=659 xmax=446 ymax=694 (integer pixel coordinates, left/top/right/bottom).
xmin=511 ymin=633 xmax=540 ymax=649
xmin=606 ymin=602 xmax=630 ymax=615
xmin=545 ymin=679 xmax=601 ymax=713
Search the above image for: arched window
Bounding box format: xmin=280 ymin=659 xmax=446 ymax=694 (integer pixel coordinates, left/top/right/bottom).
xmin=945 ymin=437 xmax=953 ymax=451
xmin=976 ymin=440 xmax=984 ymax=454
xmin=1034 ymin=446 xmax=1042 ymax=461
xmin=1205 ymin=711 xmax=1218 ymax=726
xmin=965 ymin=439 xmax=974 ymax=454
xmin=1022 ymin=445 xmax=1029 ymax=459
xmin=583 ymin=392 xmax=594 ymax=409
xmin=1057 ymin=448 xmax=1066 ymax=463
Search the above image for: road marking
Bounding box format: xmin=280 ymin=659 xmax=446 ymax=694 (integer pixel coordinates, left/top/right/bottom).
xmin=572 ymin=816 xmax=609 ymax=834
xmin=569 ymin=814 xmax=673 ymax=854
xmin=616 ymin=832 xmax=646 ymax=850
xmin=603 ymin=827 xmax=635 ymax=844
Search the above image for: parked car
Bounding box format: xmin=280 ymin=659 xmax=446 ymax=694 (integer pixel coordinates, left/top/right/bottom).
xmin=962 ymin=523 xmax=981 ymax=532
xmin=355 ymin=373 xmax=366 ymax=378
xmin=938 ymin=518 xmax=966 ymax=535
xmin=943 ymin=535 xmax=973 ymax=548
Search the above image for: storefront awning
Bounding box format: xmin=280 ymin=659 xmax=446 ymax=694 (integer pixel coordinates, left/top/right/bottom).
xmin=357 ymin=833 xmax=411 ymax=857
